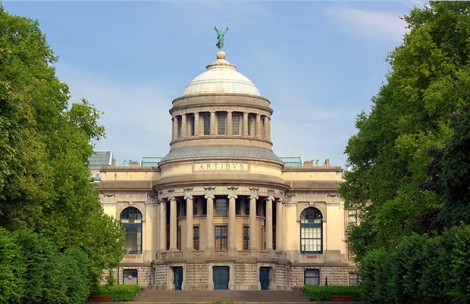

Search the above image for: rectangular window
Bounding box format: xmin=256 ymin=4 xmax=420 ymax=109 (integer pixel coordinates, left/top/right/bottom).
xmin=348 ymin=209 xmax=358 ymax=225
xmin=193 ymin=200 xmax=198 ymax=216
xmin=244 ymin=200 xmax=250 ymax=215
xmin=123 ymin=223 xmax=142 ymax=254
xmin=301 ymin=226 xmax=322 ymax=253
xmin=215 ymin=198 xmax=227 ymax=216
xmin=193 ymin=226 xmax=200 ymax=250
xmin=215 ymin=225 xmax=228 ymax=251
xmin=188 ymin=114 xmax=195 ymax=136
xmin=236 ymin=201 xmax=241 ymax=215
xmin=202 ymin=112 xmax=210 ymax=135
xmin=217 ymin=112 xmax=226 ymax=135
xmin=243 ymin=226 xmax=250 ymax=250
xmin=232 ymin=113 xmax=241 ymax=135
xmin=304 ymin=269 xmax=320 ymax=286
xmin=177 ymin=116 xmax=182 ymax=138
xmin=349 ymin=273 xmax=358 ymax=286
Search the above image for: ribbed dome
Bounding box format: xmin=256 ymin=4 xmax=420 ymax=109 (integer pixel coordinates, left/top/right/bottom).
xmin=182 ymin=51 xmax=260 ymax=97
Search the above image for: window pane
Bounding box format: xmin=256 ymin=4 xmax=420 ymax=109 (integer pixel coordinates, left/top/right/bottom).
xmin=203 ymin=113 xmax=210 ymax=135
xmin=215 ymin=198 xmax=227 ymax=216
xmin=217 ymin=112 xmax=226 ymax=135
xmin=232 ymin=113 xmax=241 ymax=135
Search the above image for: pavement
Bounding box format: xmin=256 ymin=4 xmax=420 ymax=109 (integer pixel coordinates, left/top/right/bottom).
xmin=87 ymin=289 xmax=366 ymax=304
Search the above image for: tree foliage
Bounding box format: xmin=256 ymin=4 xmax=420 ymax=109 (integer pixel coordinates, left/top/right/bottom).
xmin=341 ymin=1 xmax=470 ymax=251
xmin=0 ymin=3 xmax=124 ymax=295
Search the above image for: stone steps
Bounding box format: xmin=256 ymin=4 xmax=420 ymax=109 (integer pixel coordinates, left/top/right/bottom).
xmin=130 ymin=290 xmax=311 ymax=303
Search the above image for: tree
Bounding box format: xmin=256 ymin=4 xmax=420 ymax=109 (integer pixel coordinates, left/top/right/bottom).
xmin=341 ymin=2 xmax=470 ymax=255
xmin=0 ymin=3 xmax=124 ymax=291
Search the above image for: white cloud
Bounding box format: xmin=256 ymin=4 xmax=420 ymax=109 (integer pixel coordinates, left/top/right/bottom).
xmin=326 ymin=6 xmax=408 ymax=42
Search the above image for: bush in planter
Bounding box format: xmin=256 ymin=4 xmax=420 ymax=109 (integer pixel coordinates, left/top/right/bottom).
xmin=302 ymin=285 xmax=363 ymax=301
xmin=95 ymin=285 xmax=141 ymax=301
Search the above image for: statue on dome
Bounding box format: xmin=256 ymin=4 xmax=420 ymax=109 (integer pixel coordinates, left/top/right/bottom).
xmin=214 ymin=26 xmax=229 ymax=50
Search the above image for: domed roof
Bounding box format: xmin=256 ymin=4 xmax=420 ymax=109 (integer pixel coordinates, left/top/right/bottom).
xmin=182 ymin=51 xmax=260 ymax=97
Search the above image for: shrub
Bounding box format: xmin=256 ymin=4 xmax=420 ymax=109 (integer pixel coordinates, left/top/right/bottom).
xmin=0 ymin=228 xmax=25 ymax=304
xmin=302 ymin=285 xmax=363 ymax=301
xmin=95 ymin=285 xmax=141 ymax=301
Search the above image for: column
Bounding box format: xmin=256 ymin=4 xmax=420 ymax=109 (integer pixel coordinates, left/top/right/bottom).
xmin=276 ymin=199 xmax=283 ymax=251
xmin=181 ymin=114 xmax=187 ymax=138
xmin=228 ymin=194 xmax=237 ymax=251
xmin=255 ymin=114 xmax=261 ymax=138
xmin=194 ymin=112 xmax=199 ymax=136
xmin=169 ymin=198 xmax=177 ymax=250
xmin=249 ymin=195 xmax=258 ymax=250
xmin=210 ymin=112 xmax=216 ymax=135
xmin=172 ymin=117 xmax=178 ymax=141
xmin=227 ymin=111 xmax=233 ymax=136
xmin=159 ymin=199 xmax=167 ymax=251
xmin=265 ymin=197 xmax=273 ymax=250
xmin=206 ymin=194 xmax=214 ymax=250
xmin=263 ymin=116 xmax=269 ymax=140
xmin=243 ymin=112 xmax=249 ymax=136
xmin=185 ymin=195 xmax=193 ymax=250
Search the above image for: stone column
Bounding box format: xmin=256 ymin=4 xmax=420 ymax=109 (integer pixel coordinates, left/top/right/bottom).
xmin=160 ymin=199 xmax=167 ymax=251
xmin=185 ymin=195 xmax=193 ymax=250
xmin=249 ymin=195 xmax=258 ymax=250
xmin=210 ymin=112 xmax=216 ymax=135
xmin=256 ymin=114 xmax=261 ymax=138
xmin=205 ymin=194 xmax=215 ymax=251
xmin=181 ymin=114 xmax=187 ymax=138
xmin=243 ymin=112 xmax=249 ymax=136
xmin=263 ymin=116 xmax=269 ymax=140
xmin=276 ymin=199 xmax=283 ymax=251
xmin=172 ymin=117 xmax=178 ymax=141
xmin=265 ymin=197 xmax=273 ymax=250
xmin=228 ymin=193 xmax=237 ymax=251
xmin=169 ymin=198 xmax=177 ymax=250
xmin=194 ymin=112 xmax=199 ymax=136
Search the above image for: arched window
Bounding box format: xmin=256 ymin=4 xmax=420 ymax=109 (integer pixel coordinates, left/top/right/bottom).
xmin=120 ymin=207 xmax=142 ymax=254
xmin=300 ymin=207 xmax=323 ymax=254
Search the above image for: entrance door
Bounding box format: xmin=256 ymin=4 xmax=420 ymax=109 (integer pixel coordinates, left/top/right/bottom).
xmin=260 ymin=267 xmax=270 ymax=290
xmin=173 ymin=267 xmax=183 ymax=291
xmin=213 ymin=266 xmax=229 ymax=290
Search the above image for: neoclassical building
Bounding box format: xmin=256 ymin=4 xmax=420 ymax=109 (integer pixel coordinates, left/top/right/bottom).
xmin=96 ymin=49 xmax=357 ymax=290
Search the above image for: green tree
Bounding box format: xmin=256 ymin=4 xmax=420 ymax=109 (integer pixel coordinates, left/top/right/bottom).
xmin=341 ymin=1 xmax=470 ymax=255
xmin=0 ymin=3 xmax=124 ymax=292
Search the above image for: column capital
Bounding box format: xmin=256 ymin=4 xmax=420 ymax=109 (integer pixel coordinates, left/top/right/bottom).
xmin=265 ymin=196 xmax=275 ymax=202
xmin=205 ymin=194 xmax=215 ymax=200
xmin=184 ymin=195 xmax=193 ymax=200
xmin=250 ymin=195 xmax=259 ymax=200
xmin=228 ymin=193 xmax=238 ymax=200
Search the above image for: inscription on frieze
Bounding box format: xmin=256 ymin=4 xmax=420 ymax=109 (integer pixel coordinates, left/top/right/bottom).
xmin=194 ymin=162 xmax=248 ymax=171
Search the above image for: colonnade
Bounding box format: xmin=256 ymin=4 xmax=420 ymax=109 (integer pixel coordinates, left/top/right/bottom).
xmin=171 ymin=111 xmax=271 ymax=141
xmin=157 ymin=194 xmax=283 ymax=253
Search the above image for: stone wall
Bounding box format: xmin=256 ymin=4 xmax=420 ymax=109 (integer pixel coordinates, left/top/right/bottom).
xmin=154 ymin=264 xmax=168 ymax=290
xmin=289 ymin=266 xmax=357 ymax=287
xmin=234 ymin=263 xmax=259 ymax=290
xmin=185 ymin=264 xmax=209 ymax=290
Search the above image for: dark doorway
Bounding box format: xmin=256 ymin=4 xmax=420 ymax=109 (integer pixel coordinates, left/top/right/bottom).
xmin=173 ymin=267 xmax=183 ymax=291
xmin=260 ymin=267 xmax=270 ymax=290
xmin=213 ymin=266 xmax=229 ymax=290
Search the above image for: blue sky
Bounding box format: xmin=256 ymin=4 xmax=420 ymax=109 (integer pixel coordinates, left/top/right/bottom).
xmin=4 ymin=1 xmax=424 ymax=167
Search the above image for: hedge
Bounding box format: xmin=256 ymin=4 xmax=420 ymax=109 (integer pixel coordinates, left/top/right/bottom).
xmin=95 ymin=285 xmax=141 ymax=301
xmin=302 ymin=285 xmax=363 ymax=301
xmin=0 ymin=228 xmax=90 ymax=304
xmin=359 ymin=224 xmax=470 ymax=304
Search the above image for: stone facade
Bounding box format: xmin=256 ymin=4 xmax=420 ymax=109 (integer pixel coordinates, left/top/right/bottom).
xmin=97 ymin=50 xmax=357 ymax=290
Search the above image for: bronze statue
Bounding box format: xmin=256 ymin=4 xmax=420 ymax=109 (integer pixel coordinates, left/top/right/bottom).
xmin=214 ymin=26 xmax=229 ymax=50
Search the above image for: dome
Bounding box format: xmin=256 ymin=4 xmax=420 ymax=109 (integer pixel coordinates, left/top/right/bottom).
xmin=182 ymin=51 xmax=260 ymax=97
